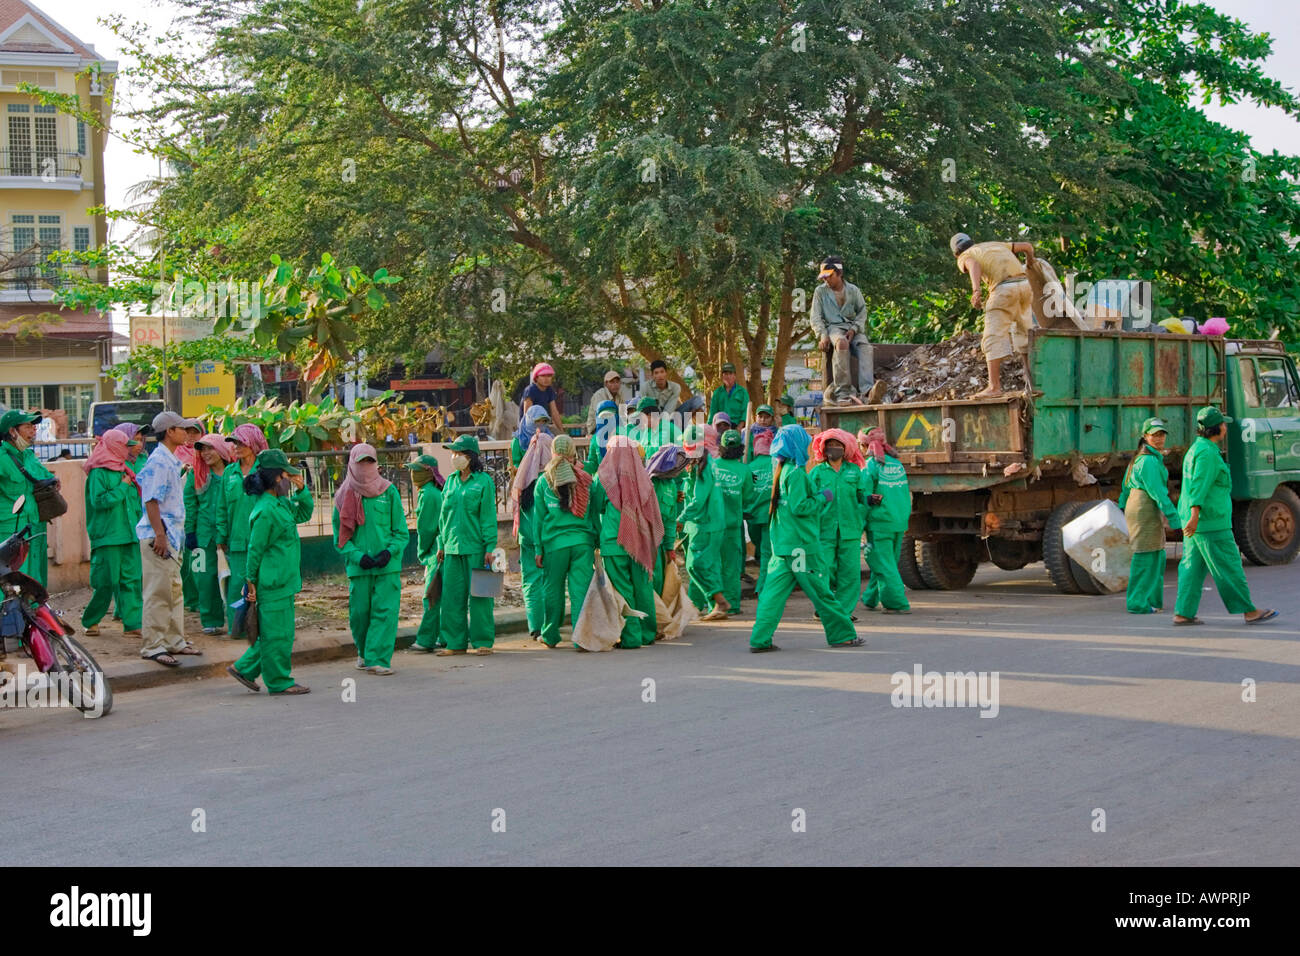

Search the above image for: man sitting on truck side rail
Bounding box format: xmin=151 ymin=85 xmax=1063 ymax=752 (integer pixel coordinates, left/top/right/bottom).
xmin=810 ymin=255 xmax=873 ymax=406
xmin=951 ymin=233 xmax=1036 ymax=399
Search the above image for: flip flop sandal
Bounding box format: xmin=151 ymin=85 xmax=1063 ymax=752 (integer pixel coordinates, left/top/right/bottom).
xmin=226 ymin=664 xmax=260 ymax=692
xmin=83 ymin=625 xmax=100 ymax=636
xmin=407 ymin=644 xmax=436 ymax=653
xmin=1246 ymin=609 xmax=1279 ymax=625
xmin=750 ymin=644 xmax=781 ymax=653
xmin=272 ymin=684 xmax=311 ymax=695
xmin=366 ymin=665 xmax=395 ymax=675
xmin=435 ymin=648 xmax=467 ymax=656
xmin=1172 ymin=617 xmax=1203 ymax=626
xmin=831 ymin=637 xmax=867 ymax=648
xmin=173 ymin=644 xmax=204 ymax=655
xmin=147 ymin=652 xmax=180 ymax=667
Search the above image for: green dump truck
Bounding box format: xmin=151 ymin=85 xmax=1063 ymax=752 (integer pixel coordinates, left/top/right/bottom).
xmin=820 ymin=329 xmax=1300 ymax=593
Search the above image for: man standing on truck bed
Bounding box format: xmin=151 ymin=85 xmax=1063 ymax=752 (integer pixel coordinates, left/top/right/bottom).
xmin=951 ymin=233 xmax=1036 ymax=398
xmin=810 ymin=256 xmax=872 ymax=406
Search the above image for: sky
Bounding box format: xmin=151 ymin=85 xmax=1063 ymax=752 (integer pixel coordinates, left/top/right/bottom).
xmin=22 ymin=0 xmax=1300 ymax=288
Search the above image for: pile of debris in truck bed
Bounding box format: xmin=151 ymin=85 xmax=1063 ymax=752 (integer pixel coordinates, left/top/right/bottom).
xmin=867 ymin=332 xmax=1027 ymax=404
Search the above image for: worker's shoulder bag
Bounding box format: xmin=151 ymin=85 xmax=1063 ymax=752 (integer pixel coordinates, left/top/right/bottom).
xmin=15 ymin=460 xmax=68 ymax=523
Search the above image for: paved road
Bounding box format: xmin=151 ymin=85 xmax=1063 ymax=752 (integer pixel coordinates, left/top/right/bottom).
xmin=3 ymin=560 xmax=1298 ymax=865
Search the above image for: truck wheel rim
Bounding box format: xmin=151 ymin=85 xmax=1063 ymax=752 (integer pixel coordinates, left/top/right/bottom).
xmin=1263 ymin=501 xmax=1294 ymax=550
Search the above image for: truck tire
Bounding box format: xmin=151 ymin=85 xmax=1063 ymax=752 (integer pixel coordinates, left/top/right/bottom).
xmin=898 ymin=535 xmax=929 ymax=591
xmin=1044 ymin=502 xmax=1084 ymax=594
xmin=916 ymin=539 xmax=978 ymax=590
xmin=1233 ymin=486 xmax=1300 ymax=566
xmin=987 ymin=538 xmax=1034 ymax=571
xmin=1063 ymin=501 xmax=1105 ymax=595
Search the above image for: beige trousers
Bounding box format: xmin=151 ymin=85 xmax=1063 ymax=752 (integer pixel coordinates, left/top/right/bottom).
xmin=981 ymin=279 xmax=1033 ymax=361
xmin=140 ymin=539 xmax=186 ymax=658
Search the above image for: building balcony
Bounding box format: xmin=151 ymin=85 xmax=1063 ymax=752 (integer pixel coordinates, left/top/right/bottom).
xmin=0 ymin=149 xmax=84 ymax=189
xmin=0 ymin=272 xmax=72 ymax=303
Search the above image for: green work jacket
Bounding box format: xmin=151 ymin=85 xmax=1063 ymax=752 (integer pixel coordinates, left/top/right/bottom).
xmin=709 ymin=384 xmax=749 ymax=424
xmin=333 ymin=484 xmax=409 ymax=577
xmin=1177 ymin=437 xmax=1233 ymax=534
xmin=712 ymin=457 xmax=750 ymax=530
xmin=533 ymin=473 xmax=597 ymax=560
xmin=681 ymin=460 xmax=724 ymax=536
xmin=809 ymin=460 xmax=866 ymax=542
xmin=85 ymin=467 xmax=143 ymax=548
xmin=0 ymin=442 xmax=51 ymax=537
xmin=769 ymin=464 xmax=828 ymax=558
xmin=438 ymin=470 xmax=496 ymax=558
xmin=247 ymin=492 xmax=309 ymax=604
xmin=222 ymin=464 xmax=258 ymax=553
xmin=745 ymin=455 xmax=774 ymax=526
xmin=414 ymin=481 xmax=442 ymax=566
xmin=864 ymin=455 xmax=912 ymax=534
xmin=184 ymin=470 xmax=228 ymax=547
xmin=1119 ymin=449 xmax=1179 ymax=551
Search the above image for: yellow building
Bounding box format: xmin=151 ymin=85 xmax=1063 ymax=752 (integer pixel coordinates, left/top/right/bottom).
xmin=0 ymin=0 xmax=116 ymax=435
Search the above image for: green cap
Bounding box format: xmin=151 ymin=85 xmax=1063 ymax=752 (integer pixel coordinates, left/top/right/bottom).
xmin=755 ymin=404 xmax=774 ymax=417
xmin=446 ymin=434 xmax=480 ymax=454
xmin=0 ymin=409 xmax=41 ymax=434
xmin=1140 ymin=417 xmax=1168 ymax=436
xmin=1196 ymin=406 xmax=1232 ymax=429
xmin=403 ymin=453 xmax=440 ymax=471
xmin=721 ymin=362 xmax=736 ymax=373
xmin=778 ymin=393 xmax=794 ymax=406
xmin=635 ymin=396 xmax=658 ymax=413
xmin=255 ymin=448 xmax=301 ymax=475
xmin=720 ymin=430 xmax=743 ymax=448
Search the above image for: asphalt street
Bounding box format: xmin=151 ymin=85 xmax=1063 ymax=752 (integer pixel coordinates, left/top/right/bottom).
xmin=3 ymin=560 xmax=1298 ymax=866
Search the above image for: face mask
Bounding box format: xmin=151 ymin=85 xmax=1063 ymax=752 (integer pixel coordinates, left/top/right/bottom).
xmin=450 ymin=453 xmax=469 ymax=471
xmin=826 ymin=445 xmax=845 ymax=461
xmin=275 ymin=476 xmax=292 ymax=496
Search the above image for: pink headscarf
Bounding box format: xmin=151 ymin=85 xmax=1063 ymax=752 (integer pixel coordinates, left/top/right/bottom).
xmin=84 ymin=429 xmax=136 ymax=488
xmin=597 ymin=435 xmax=664 ymax=575
xmin=333 ymin=443 xmax=392 ymax=547
xmin=175 ymin=443 xmax=196 ymax=470
xmin=510 ymin=431 xmax=554 ymax=535
xmin=752 ymin=430 xmax=773 ymax=456
xmin=701 ymin=424 xmax=719 ymax=458
xmin=110 ymin=422 xmax=140 ymax=441
xmin=811 ymin=428 xmax=866 ymax=467
xmin=231 ymin=423 xmax=269 ymax=455
xmin=858 ymin=427 xmax=896 ymax=464
xmin=193 ymin=433 xmax=234 ymax=492
xmin=530 ymin=362 xmax=555 ymax=384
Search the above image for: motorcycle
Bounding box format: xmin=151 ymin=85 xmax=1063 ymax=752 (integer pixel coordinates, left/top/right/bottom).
xmin=0 ymin=495 xmax=112 ymax=718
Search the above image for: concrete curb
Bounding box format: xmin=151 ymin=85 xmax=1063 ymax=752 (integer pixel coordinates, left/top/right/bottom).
xmin=105 ymin=608 xmax=533 ymax=693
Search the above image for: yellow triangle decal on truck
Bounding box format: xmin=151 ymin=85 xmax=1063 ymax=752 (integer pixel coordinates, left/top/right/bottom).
xmin=897 ymin=412 xmax=934 ymax=448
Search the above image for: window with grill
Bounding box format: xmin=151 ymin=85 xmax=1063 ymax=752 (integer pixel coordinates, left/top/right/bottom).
xmin=3 ymin=387 xmax=44 ymax=411
xmin=60 ymin=386 xmax=94 ymax=430
xmin=7 ymin=113 xmax=31 ymax=175
xmin=74 ymin=226 xmax=90 ymax=252
xmin=77 ymin=120 xmax=86 ymax=155
xmin=37 ymin=223 xmax=61 ymax=278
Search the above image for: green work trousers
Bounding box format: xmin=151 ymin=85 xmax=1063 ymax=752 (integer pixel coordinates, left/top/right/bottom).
xmin=82 ymin=543 xmax=142 ymax=631
xmin=1174 ymin=531 xmax=1255 ymax=619
xmin=225 ymin=550 xmax=247 ymax=632
xmin=747 ymin=521 xmax=770 ymax=597
xmin=823 ymin=535 xmax=863 ymax=618
xmin=541 ymin=543 xmax=593 ymax=647
xmin=750 ymin=552 xmax=857 ymax=649
xmin=439 ymin=554 xmax=495 ymax=650
xmin=653 ymin=546 xmax=671 ymax=595
xmin=233 ymin=598 xmax=297 ymax=692
xmin=520 ymin=537 xmax=545 ymax=634
xmin=348 ymin=571 xmax=402 ymax=666
xmin=189 ymin=543 xmax=224 ymax=628
xmin=181 ymin=552 xmax=198 ymax=611
xmin=413 ymin=562 xmax=443 ymax=649
xmin=722 ymin=524 xmax=744 ymax=614
xmin=686 ymin=531 xmax=722 ymax=611
xmin=604 ymin=553 xmax=656 ymax=648
xmin=1126 ymin=549 xmax=1165 ymax=614
xmin=861 ymin=531 xmax=910 ymax=611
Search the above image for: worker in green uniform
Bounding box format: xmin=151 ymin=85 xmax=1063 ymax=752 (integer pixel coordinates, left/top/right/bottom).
xmin=111 ymin=423 xmax=148 ymax=470
xmin=808 ymin=428 xmax=867 ymax=619
xmin=1173 ymin=406 xmax=1278 ymax=626
xmin=590 ymin=435 xmax=664 ymax=648
xmin=405 ymin=454 xmax=446 ymax=652
xmin=333 ymin=443 xmax=410 ymax=673
xmin=436 ymin=435 xmax=498 ymax=655
xmin=859 ymin=426 xmax=913 ymax=614
xmin=81 ymin=429 xmax=143 ymax=638
xmin=681 ymin=424 xmax=731 ymax=621
xmin=774 ymin=393 xmax=798 ymax=427
xmin=744 ymin=404 xmax=777 ymax=461
xmin=183 ymin=433 xmax=234 ymax=635
xmin=510 ymin=405 xmax=554 ymax=639
xmin=744 ymin=429 xmax=775 ymax=596
xmin=646 ymin=444 xmax=687 ymax=594
xmin=750 ymin=425 xmax=865 ymax=652
xmin=708 ymin=362 xmax=750 ymax=425
xmin=533 ymin=434 xmax=596 ymax=647
xmin=0 ymin=409 xmax=56 ymax=587
xmin=713 ymin=429 xmax=750 ymax=615
xmin=177 ymin=424 xmax=202 ymax=612
xmin=1117 ymin=418 xmax=1180 ymax=614
xmin=584 ymin=400 xmax=621 ymax=475
xmin=222 ymin=424 xmax=269 ymax=633
xmin=226 ymin=449 xmax=314 ymax=695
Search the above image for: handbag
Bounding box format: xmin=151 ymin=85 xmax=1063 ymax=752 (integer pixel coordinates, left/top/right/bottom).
xmin=231 ymin=585 xmax=260 ymax=644
xmin=15 ymin=460 xmax=68 ymax=523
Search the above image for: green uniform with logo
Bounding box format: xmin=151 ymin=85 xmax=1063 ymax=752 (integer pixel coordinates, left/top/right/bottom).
xmin=682 ymin=460 xmax=725 ymax=610
xmin=652 ymin=475 xmax=684 ymax=594
xmin=590 ymin=478 xmax=657 ymax=647
xmin=533 ymin=474 xmax=597 ymax=647
xmin=333 ymin=484 xmax=410 ymax=666
xmin=233 ymin=490 xmax=312 ymax=692
xmin=412 ymin=480 xmax=444 ymax=649
xmin=437 ymin=471 xmax=497 ymax=650
xmin=221 ymin=463 xmax=257 ymax=631
xmin=184 ymin=470 xmax=229 ymax=629
xmin=82 ymin=466 xmax=144 ymax=631
xmin=750 ymin=464 xmax=857 ymax=649
xmin=1118 ymin=448 xmax=1179 ymax=614
xmin=0 ymin=441 xmax=52 ymax=586
xmin=712 ymin=455 xmax=750 ymax=614
xmin=809 ymin=459 xmax=866 ymax=617
xmin=708 ymin=384 xmax=749 ymax=425
xmin=511 ymin=437 xmax=546 ymax=635
xmin=1174 ymin=436 xmax=1256 ymax=618
xmin=860 ymin=455 xmax=912 ymax=611
xmin=744 ymin=454 xmax=774 ymax=596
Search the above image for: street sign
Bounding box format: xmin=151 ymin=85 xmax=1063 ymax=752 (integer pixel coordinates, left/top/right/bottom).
xmin=181 ymin=361 xmax=236 ymax=418
xmin=128 ymin=314 xmax=215 ymax=351
xmin=390 ymin=378 xmax=460 ymax=391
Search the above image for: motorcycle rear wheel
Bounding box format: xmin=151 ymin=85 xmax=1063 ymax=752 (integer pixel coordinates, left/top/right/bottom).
xmin=50 ymin=633 xmax=113 ymax=718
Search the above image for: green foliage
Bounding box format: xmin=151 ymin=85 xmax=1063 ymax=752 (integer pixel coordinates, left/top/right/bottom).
xmin=106 ymin=336 xmax=281 ymax=398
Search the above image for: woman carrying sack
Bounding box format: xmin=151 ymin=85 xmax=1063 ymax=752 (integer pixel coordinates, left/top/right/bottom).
xmin=405 ymin=454 xmax=446 ymax=652
xmin=859 ymin=426 xmax=913 ymax=614
xmin=221 ymin=424 xmax=269 ymax=633
xmin=0 ymin=409 xmax=58 ymax=587
xmin=436 ymin=435 xmax=498 ymax=655
xmin=81 ymin=429 xmax=144 ymax=638
xmin=646 ymin=444 xmax=687 ymax=594
xmin=680 ymin=424 xmax=730 ymax=621
xmin=590 ymin=435 xmax=664 ymax=649
xmin=184 ymin=433 xmax=235 ymax=635
xmin=1118 ymin=418 xmax=1180 ymax=615
xmin=533 ymin=434 xmax=596 ymax=648
xmin=510 ymin=405 xmax=554 ymax=639
xmin=226 ymin=449 xmax=314 ymax=695
xmin=332 ymin=443 xmax=410 ymax=673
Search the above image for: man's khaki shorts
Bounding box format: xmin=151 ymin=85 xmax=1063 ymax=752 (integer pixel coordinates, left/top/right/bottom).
xmin=981 ymin=279 xmax=1033 ymax=361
